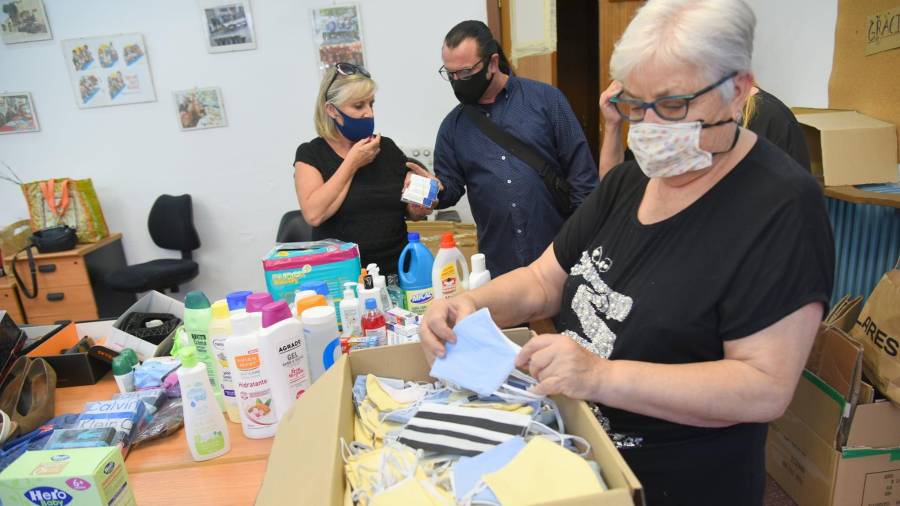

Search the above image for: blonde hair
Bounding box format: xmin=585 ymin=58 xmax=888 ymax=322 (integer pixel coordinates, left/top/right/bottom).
xmin=314 ymin=67 xmax=377 ymax=142
xmin=741 ymin=89 xmax=758 ymax=128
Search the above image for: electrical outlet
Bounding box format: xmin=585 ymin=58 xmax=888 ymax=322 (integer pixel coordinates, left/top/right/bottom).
xmin=401 ymin=146 xmax=435 ymax=172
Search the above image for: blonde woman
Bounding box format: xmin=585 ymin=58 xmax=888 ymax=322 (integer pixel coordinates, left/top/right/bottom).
xmin=294 ymin=63 xmax=434 ymax=275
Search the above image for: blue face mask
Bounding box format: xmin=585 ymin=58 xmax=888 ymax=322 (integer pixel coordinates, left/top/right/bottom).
xmin=333 ymin=107 xmax=374 ymax=142
xmin=453 ymin=436 xmax=526 ymax=503
xmin=429 ymin=308 xmax=519 ymax=397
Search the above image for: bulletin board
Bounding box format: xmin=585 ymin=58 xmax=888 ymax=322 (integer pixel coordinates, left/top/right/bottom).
xmin=829 ymin=0 xmax=900 ymax=158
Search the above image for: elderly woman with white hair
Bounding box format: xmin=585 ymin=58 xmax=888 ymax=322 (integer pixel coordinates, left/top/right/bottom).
xmin=420 ymin=0 xmax=834 ymax=503
xmin=294 ymin=63 xmax=435 ymax=275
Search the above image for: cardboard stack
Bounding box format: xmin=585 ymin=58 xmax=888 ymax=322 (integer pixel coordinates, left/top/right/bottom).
xmin=767 ymin=325 xmax=900 ymax=506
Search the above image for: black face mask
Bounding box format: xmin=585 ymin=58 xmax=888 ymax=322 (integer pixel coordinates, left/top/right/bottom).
xmin=450 ymin=59 xmax=493 ymax=105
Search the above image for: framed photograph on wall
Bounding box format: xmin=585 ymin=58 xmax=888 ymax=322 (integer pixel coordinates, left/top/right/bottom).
xmin=0 ymin=0 xmax=52 ymax=44
xmin=310 ymin=4 xmax=366 ymax=73
xmin=200 ymin=0 xmax=256 ymax=53
xmin=62 ymin=33 xmax=156 ymax=109
xmin=173 ymin=87 xmax=227 ymax=131
xmin=0 ymin=92 xmax=39 ymax=134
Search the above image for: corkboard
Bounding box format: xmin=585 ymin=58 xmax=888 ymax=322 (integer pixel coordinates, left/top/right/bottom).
xmin=829 ymin=0 xmax=900 ymax=158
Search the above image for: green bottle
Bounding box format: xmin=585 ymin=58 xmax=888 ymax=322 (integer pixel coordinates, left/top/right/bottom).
xmin=184 ymin=290 xmax=224 ymax=410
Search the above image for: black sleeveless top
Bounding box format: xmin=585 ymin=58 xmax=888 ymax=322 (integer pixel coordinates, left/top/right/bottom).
xmin=294 ymin=136 xmax=408 ymax=275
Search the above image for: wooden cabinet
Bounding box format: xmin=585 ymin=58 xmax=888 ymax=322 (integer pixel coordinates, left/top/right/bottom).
xmin=0 ymin=276 xmax=26 ymax=325
xmin=3 ymin=234 xmax=137 ymax=324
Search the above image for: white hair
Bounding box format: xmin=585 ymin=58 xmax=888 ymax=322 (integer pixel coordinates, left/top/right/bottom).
xmin=610 ymin=0 xmax=755 ymax=102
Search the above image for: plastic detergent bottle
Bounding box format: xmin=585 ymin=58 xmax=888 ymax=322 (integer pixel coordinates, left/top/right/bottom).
xmin=177 ymin=346 xmax=231 ymax=462
xmin=339 ymin=286 xmax=361 ymax=337
xmin=225 ymin=312 xmax=279 ymax=439
xmin=361 ymin=299 xmax=387 ymax=346
xmin=296 ymin=294 xmax=327 ymax=320
xmin=301 ymin=305 xmax=341 ymax=382
xmin=399 ymin=232 xmax=435 ymax=314
xmin=432 ymin=233 xmax=470 ymax=299
xmin=209 ymin=300 xmax=239 ymax=423
xmin=258 ymin=301 xmax=312 ymax=421
xmin=467 ymin=253 xmax=492 ymax=290
xmin=184 ymin=291 xmax=224 ymax=410
xmin=226 ymin=290 xmax=253 ymax=313
xmin=245 ymin=292 xmax=273 ymax=329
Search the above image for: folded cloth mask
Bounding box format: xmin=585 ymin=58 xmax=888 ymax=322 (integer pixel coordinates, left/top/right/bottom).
xmin=430 ymin=308 xmax=521 ymax=396
xmin=396 ymin=402 xmax=532 ymax=457
xmin=482 ymin=436 xmax=606 ymax=505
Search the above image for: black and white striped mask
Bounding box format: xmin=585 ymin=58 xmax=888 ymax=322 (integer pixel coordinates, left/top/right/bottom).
xmin=396 ymin=402 xmax=532 ymax=457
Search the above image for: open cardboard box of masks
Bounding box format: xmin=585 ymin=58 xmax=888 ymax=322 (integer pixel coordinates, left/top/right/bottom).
xmin=766 ymin=324 xmax=900 ymax=506
xmin=257 ymin=328 xmax=644 ymax=506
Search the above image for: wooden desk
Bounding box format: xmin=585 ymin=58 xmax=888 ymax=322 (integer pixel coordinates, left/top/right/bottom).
xmin=56 ymin=375 xmax=273 ymax=504
xmin=4 ymin=234 xmax=136 ymax=324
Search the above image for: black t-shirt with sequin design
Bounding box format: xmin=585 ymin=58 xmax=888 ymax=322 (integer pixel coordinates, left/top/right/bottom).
xmin=552 ymin=137 xmax=834 ymax=504
xmin=294 ymin=136 xmax=408 ymax=275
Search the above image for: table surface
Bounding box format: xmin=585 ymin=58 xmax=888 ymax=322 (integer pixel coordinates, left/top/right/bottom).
xmin=55 ymin=373 xmax=273 ymax=505
xmin=3 ymin=233 xmax=123 ymax=262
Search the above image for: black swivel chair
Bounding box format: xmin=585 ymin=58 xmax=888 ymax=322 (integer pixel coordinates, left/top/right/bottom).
xmin=106 ymin=194 xmax=200 ymax=294
xmin=276 ymin=210 xmax=313 ymax=243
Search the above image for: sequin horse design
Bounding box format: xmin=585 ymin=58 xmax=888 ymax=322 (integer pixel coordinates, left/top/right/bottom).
xmin=563 ymin=247 xmax=633 ymax=358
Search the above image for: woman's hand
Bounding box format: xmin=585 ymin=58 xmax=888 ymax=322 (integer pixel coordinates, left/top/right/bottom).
xmin=345 ymin=134 xmax=381 ymax=171
xmin=516 ymin=334 xmax=606 ymax=400
xmin=404 ymin=161 xmax=443 ymax=220
xmin=600 ymin=81 xmax=624 ymax=132
xmin=419 ymin=294 xmax=477 ymax=364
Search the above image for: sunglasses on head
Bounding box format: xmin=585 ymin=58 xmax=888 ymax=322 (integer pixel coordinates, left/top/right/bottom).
xmin=325 ymin=62 xmax=370 ymax=99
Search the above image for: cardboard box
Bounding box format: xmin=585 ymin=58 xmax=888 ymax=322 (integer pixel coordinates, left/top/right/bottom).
xmin=113 ymin=291 xmax=184 ymax=357
xmin=22 ymin=320 xmax=166 ymax=388
xmin=406 ymin=220 xmax=479 ymax=262
xmin=256 ymin=328 xmax=643 ymax=506
xmin=794 ymin=109 xmax=898 ymax=187
xmin=766 ymin=326 xmax=900 ymax=506
xmin=0 ymin=446 xmax=136 ymax=505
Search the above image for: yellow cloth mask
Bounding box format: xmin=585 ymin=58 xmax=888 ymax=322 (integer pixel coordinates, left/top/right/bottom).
xmin=365 ymin=375 xmax=410 ymax=412
xmin=482 ymin=437 xmax=605 ymax=505
xmin=344 ymin=442 xmax=421 ymax=498
xmin=355 ymin=400 xmax=402 ymax=447
xmin=370 ymin=477 xmax=455 ymax=506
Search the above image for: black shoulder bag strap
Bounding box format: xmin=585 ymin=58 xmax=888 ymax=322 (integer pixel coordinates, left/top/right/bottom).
xmin=12 ymin=245 xmax=38 ymax=299
xmin=462 ymin=104 xmax=574 ymax=217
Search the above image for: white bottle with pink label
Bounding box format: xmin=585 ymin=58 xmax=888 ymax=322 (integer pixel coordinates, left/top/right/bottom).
xmin=258 ymin=300 xmax=313 ymax=421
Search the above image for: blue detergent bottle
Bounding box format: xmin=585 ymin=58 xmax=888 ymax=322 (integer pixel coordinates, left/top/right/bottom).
xmin=398 ymin=232 xmax=435 ymax=315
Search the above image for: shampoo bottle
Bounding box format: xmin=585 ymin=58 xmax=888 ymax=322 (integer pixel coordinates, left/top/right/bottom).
xmin=258 ymin=301 xmax=312 ymax=421
xmin=177 ymin=346 xmax=231 ymax=461
xmin=209 ymin=300 xmax=240 ymax=423
xmin=184 ymin=291 xmax=224 ymax=410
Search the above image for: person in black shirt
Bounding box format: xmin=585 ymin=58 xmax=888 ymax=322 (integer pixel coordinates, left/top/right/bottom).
xmin=294 ymin=63 xmax=437 ymax=275
xmin=599 ymin=81 xmax=811 ymax=178
xmin=419 ymin=1 xmax=834 ymax=504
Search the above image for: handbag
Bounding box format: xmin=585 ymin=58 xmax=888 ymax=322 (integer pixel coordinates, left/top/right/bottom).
xmin=462 ymin=105 xmax=575 ymax=217
xmin=21 ymin=178 xmax=109 ymax=243
xmin=11 ymin=226 xmax=78 ymax=300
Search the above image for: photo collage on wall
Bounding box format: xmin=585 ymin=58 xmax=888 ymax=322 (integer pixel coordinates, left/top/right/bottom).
xmin=61 ymin=34 xmax=156 ymax=109
xmin=311 ymin=4 xmax=366 ymax=73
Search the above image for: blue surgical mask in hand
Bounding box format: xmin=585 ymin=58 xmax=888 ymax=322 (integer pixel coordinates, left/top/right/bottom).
xmin=429 ymin=308 xmax=520 ymax=396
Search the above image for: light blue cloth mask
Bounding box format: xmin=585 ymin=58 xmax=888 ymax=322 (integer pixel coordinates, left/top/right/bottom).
xmin=430 ymin=308 xmax=519 ymax=397
xmin=452 ymin=436 xmax=527 ymax=503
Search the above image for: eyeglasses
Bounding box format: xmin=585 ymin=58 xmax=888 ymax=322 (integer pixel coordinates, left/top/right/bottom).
xmin=438 ymin=58 xmax=487 ymax=81
xmin=325 ymin=62 xmax=370 ymax=99
xmin=609 ymin=72 xmax=738 ymax=122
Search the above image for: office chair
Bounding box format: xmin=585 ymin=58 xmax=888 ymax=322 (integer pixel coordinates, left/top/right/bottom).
xmin=106 ymin=194 xmax=200 ymax=293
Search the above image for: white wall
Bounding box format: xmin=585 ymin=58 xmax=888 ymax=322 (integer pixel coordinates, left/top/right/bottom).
xmin=746 ymin=0 xmax=838 ymax=108
xmin=0 ymin=0 xmax=485 ymax=301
